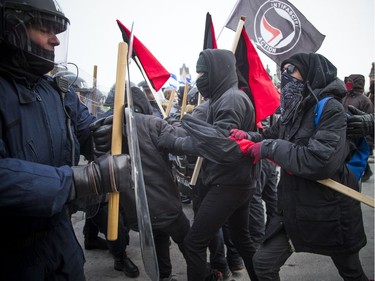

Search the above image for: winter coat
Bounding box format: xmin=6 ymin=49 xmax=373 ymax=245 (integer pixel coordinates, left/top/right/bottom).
xmin=342 ymin=74 xmax=374 ymax=114
xmin=117 ymin=88 xmax=186 ymax=229
xmin=262 ymin=54 xmax=366 ymax=255
xmin=0 ymin=70 xmax=94 ymax=273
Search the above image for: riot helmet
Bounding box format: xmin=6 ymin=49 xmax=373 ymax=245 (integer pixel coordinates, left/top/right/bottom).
xmin=0 ymin=0 xmax=70 ymax=73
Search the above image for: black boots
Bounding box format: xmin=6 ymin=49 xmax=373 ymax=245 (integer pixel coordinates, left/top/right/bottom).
xmin=84 ymin=236 xmax=108 ymax=250
xmin=114 ymin=254 xmax=139 ymax=278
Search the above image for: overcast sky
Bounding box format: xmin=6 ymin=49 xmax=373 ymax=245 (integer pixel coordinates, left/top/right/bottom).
xmin=58 ymin=0 xmax=374 ymax=94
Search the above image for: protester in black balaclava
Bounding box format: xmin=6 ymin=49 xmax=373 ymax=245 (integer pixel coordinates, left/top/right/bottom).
xmin=157 ymin=49 xmax=259 ymax=281
xmin=235 ymin=52 xmax=369 ymax=281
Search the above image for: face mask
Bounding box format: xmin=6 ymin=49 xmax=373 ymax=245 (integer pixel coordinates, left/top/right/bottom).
xmin=196 ymin=74 xmax=210 ymax=98
xmin=345 ymin=82 xmax=353 ymax=91
xmin=24 ymin=51 xmax=55 ymax=76
xmin=280 ymin=72 xmax=305 ymax=124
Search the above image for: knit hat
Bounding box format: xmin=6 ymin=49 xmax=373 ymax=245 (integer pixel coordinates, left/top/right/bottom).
xmin=280 ymin=53 xmax=310 ymax=81
xmin=196 ymin=52 xmax=208 ymax=73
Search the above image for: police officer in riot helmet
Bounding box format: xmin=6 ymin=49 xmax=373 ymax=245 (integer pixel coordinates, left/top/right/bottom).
xmin=0 ymin=0 xmax=70 ymax=78
xmin=0 ymin=0 xmax=131 ymax=280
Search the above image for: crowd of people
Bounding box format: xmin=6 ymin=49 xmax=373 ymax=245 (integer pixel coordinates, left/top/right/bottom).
xmin=0 ymin=1 xmax=373 ymax=281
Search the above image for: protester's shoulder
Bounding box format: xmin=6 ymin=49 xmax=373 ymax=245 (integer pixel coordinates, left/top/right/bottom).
xmin=225 ymin=87 xmax=253 ymax=107
xmin=139 ymin=113 xmax=168 ymax=133
xmin=323 ymin=78 xmax=346 ymax=100
xmin=317 ymin=96 xmax=346 ymax=123
xmin=222 ymin=87 xmax=249 ymax=100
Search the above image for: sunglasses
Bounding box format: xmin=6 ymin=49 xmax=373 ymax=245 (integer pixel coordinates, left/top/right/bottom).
xmin=282 ymin=65 xmax=297 ymax=75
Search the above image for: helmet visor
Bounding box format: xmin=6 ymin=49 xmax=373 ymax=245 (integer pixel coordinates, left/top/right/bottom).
xmin=3 ymin=5 xmax=70 ymax=64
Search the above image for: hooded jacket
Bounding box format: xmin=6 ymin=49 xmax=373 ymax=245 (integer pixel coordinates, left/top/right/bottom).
xmin=118 ymin=89 xmax=186 ymax=229
xmin=342 ymin=74 xmax=374 ymax=114
xmin=261 ymin=53 xmax=366 ymax=255
xmin=167 ymin=49 xmax=258 ymax=188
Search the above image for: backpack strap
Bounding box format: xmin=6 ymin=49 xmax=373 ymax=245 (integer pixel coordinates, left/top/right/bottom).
xmin=314 ymin=96 xmax=333 ymax=126
xmin=314 ymin=96 xmax=370 ymax=181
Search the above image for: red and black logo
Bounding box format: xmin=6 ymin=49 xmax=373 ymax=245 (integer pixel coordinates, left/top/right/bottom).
xmin=254 ymin=0 xmax=301 ymax=56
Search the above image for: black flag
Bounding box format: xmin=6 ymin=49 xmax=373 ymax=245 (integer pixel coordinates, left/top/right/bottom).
xmin=203 ymin=12 xmax=218 ymax=50
xmin=226 ymin=0 xmax=325 ymax=65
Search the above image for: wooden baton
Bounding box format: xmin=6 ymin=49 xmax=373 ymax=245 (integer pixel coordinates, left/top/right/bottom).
xmin=107 ymin=42 xmax=127 ymax=241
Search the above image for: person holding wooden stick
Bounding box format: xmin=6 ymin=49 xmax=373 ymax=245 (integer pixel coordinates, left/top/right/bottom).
xmin=157 ymin=48 xmax=260 ymax=281
xmin=231 ymin=52 xmax=369 ymax=281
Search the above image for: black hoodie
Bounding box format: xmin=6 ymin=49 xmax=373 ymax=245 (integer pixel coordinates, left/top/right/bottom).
xmin=172 ymin=49 xmax=259 ymax=188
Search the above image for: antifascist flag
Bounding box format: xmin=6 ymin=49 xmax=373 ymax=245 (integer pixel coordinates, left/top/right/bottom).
xmin=236 ymin=27 xmax=280 ymax=123
xmin=203 ymin=12 xmax=218 ymax=50
xmin=225 ymin=0 xmax=325 ymax=66
xmin=117 ymin=19 xmax=170 ymax=92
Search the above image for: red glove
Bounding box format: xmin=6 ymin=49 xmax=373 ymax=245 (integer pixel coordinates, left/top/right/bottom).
xmin=229 ymin=136 xmax=254 ymax=154
xmin=247 ymin=141 xmax=263 ymax=163
xmin=230 ymin=128 xmax=248 ymax=140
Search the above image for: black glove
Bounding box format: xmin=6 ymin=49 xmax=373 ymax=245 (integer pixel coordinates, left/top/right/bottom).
xmin=70 ymin=154 xmax=131 ymax=199
xmin=347 ymin=105 xmax=374 ymax=138
xmin=247 ymin=131 xmax=264 ymax=142
xmin=90 ymin=115 xmax=113 ymax=157
xmin=157 ymin=132 xmax=178 ymax=152
xmin=164 ymin=116 xmax=180 ymax=125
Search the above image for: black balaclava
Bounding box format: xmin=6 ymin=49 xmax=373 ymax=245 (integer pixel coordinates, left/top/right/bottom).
xmin=196 ymin=52 xmax=210 ymax=98
xmin=0 ymin=42 xmax=55 ymax=84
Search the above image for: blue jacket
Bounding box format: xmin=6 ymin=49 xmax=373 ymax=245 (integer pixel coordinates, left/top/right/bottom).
xmin=0 ymin=73 xmax=95 ymax=240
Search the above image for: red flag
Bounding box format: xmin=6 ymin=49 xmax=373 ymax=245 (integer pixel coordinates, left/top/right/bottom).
xmin=203 ymin=12 xmax=218 ymax=50
xmin=235 ymin=27 xmax=280 ymax=123
xmin=116 ymin=19 xmax=170 ymax=92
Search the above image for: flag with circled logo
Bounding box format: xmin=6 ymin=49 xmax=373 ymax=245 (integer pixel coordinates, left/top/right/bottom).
xmin=225 ymin=0 xmax=325 ymax=66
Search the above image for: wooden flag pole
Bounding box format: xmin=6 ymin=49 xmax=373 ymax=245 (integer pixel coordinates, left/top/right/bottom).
xmin=190 ymin=157 xmax=203 ymax=186
xmin=107 ymin=42 xmax=127 ymax=241
xmin=134 ymin=56 xmax=167 ymax=118
xmin=231 ymin=16 xmax=246 ymax=53
xmin=165 ymin=89 xmax=176 ymax=117
xmin=317 ymin=179 xmax=374 ymax=208
xmin=180 ymin=82 xmax=189 ymax=120
xmin=190 ymin=17 xmax=246 ymax=187
xmin=92 ymin=65 xmax=98 ymax=116
xmin=197 ymin=93 xmax=203 ymax=106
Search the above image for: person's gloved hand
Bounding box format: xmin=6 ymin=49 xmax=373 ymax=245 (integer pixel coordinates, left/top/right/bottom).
xmin=164 ymin=116 xmax=180 ymax=125
xmin=157 ymin=132 xmax=178 ymax=152
xmin=230 ymin=128 xmax=248 ymax=140
xmin=247 ymin=131 xmax=265 ymax=142
xmin=70 ymin=154 xmax=131 ymax=200
xmin=229 ymin=136 xmax=254 ymax=155
xmin=347 ymin=105 xmax=374 ymax=138
xmin=247 ymin=141 xmax=264 ymax=164
xmin=90 ymin=115 xmax=113 ymax=157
